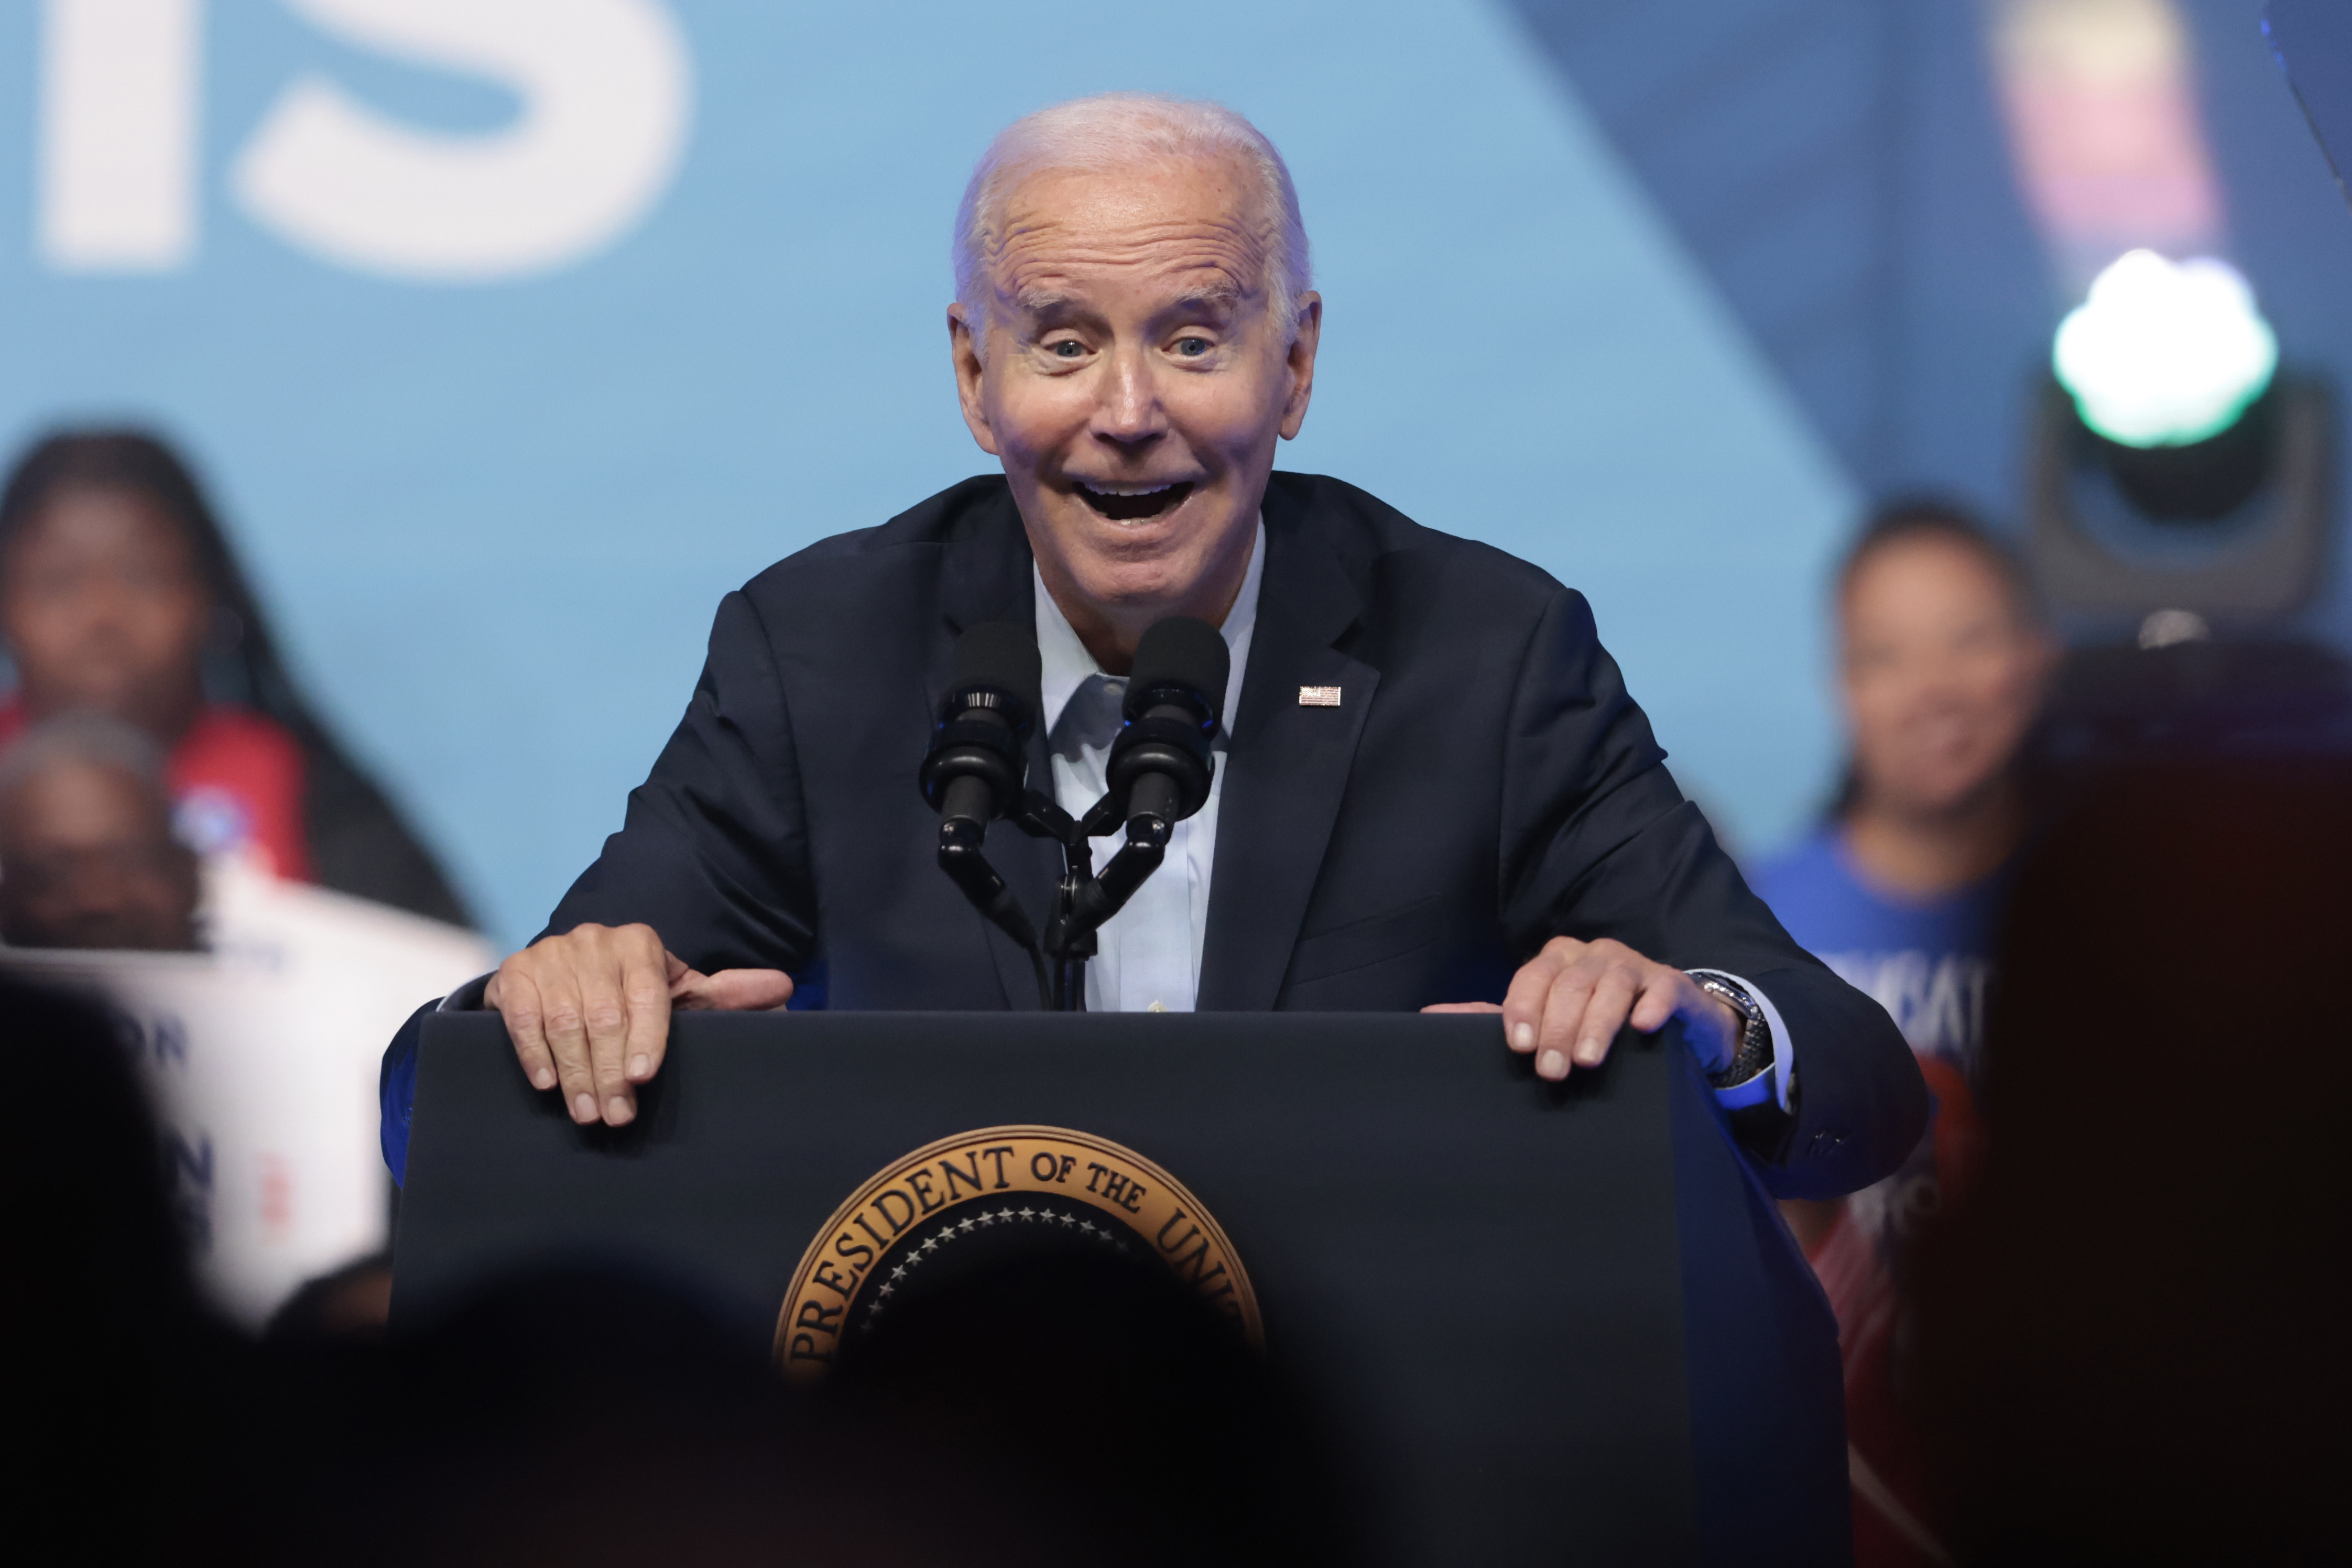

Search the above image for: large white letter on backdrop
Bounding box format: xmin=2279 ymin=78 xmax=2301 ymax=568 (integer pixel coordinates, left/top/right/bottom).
xmin=231 ymin=0 xmax=692 ymax=281
xmin=39 ymin=0 xmax=203 ymax=271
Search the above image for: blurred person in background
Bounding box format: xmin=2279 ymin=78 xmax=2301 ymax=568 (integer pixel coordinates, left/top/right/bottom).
xmin=1748 ymin=499 xmax=2055 ymax=1567
xmin=1910 ymin=760 xmax=2347 ymax=1565
xmin=0 ymin=712 xmax=200 ymax=951
xmin=0 ymin=429 xmax=469 ymax=925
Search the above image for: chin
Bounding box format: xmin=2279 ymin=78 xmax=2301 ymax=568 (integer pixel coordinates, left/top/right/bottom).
xmin=1068 ymin=559 xmax=1197 ymax=612
xmin=1059 ymin=519 xmax=1205 ymax=575
xmin=1909 ymin=773 xmax=2004 ymax=816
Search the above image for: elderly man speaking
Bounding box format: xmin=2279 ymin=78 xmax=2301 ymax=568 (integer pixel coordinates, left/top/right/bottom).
xmin=381 ymin=96 xmax=1922 ymax=1200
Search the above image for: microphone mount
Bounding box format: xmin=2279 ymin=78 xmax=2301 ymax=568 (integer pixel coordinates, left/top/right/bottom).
xmin=941 ymin=782 xmax=1180 ymax=1012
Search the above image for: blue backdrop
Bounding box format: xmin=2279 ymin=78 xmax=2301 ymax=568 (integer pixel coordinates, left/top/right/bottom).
xmin=0 ymin=1 xmax=2335 ymax=950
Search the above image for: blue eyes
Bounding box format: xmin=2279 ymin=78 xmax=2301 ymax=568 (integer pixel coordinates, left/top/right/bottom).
xmin=1041 ymin=337 xmax=1212 ymax=359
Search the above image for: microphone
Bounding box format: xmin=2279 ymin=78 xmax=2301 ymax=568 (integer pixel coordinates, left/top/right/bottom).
xmin=919 ymin=620 xmax=1041 ymax=828
xmin=920 ymin=622 xmax=1049 ymax=988
xmin=1100 ymin=615 xmax=1229 ymax=836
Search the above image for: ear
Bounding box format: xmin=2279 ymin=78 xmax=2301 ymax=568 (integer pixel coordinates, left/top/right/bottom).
xmin=1277 ymin=292 xmax=1322 ymax=441
xmin=949 ymin=304 xmax=1001 ymax=456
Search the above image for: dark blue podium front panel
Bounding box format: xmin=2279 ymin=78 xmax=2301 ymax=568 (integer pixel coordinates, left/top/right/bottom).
xmin=395 ymin=1011 xmax=1843 ymax=1566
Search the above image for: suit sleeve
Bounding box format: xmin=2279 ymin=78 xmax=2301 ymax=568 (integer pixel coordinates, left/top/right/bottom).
xmin=1495 ymin=586 xmax=1926 ymax=1199
xmin=540 ymin=589 xmax=821 ymax=975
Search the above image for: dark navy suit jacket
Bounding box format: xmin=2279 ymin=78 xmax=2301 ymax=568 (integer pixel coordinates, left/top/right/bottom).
xmin=384 ymin=471 xmax=1923 ymax=1197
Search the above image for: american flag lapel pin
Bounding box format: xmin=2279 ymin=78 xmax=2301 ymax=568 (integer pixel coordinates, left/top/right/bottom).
xmin=1298 ymin=685 xmax=1343 ymax=707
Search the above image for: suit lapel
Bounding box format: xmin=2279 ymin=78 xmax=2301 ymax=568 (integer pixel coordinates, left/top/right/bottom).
xmin=1198 ymin=489 xmax=1378 ymax=1011
xmin=931 ymin=494 xmax=1058 ymax=1010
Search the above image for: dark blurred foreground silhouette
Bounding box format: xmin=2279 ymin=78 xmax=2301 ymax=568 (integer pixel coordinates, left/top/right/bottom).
xmin=4 ymin=974 xmax=237 ymax=1560
xmin=267 ymin=1269 xmax=1083 ymax=1567
xmin=1909 ymin=758 xmax=2351 ymax=1565
xmin=3 ymin=969 xmax=1359 ymax=1566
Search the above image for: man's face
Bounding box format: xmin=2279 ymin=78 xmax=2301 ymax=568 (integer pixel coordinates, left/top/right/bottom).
xmin=951 ymin=156 xmax=1320 ymax=663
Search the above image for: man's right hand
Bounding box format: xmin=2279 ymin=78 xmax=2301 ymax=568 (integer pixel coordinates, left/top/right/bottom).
xmin=484 ymin=922 xmax=793 ymax=1127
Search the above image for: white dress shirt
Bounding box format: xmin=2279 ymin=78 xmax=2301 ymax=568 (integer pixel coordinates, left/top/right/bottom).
xmin=1030 ymin=519 xmax=1794 ymax=1112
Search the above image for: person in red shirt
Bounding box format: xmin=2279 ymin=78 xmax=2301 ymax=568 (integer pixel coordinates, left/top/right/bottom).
xmin=0 ymin=431 xmax=468 ymax=925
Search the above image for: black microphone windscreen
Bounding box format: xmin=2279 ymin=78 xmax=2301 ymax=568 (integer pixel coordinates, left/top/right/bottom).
xmin=1125 ymin=616 xmax=1231 ymax=724
xmin=951 ymin=621 xmax=1042 ymax=714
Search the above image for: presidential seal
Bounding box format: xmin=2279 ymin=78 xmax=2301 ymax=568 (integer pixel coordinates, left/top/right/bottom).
xmin=776 ymin=1125 xmax=1261 ymax=1380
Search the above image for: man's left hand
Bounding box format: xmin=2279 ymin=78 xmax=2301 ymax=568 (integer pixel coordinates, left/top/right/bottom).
xmin=1424 ymin=936 xmax=1741 ymax=1081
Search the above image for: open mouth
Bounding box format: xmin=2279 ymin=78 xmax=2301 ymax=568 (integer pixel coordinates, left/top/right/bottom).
xmin=1074 ymin=480 xmax=1194 ymax=522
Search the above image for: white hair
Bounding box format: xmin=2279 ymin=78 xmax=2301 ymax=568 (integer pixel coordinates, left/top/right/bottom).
xmin=952 ymin=94 xmax=1312 ymax=355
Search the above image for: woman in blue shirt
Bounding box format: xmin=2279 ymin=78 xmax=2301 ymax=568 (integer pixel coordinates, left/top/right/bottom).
xmin=1749 ymin=500 xmax=2054 ymax=1567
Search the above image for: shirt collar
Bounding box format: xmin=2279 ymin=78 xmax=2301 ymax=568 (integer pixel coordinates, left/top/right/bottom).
xmin=1034 ymin=515 xmax=1266 ymax=735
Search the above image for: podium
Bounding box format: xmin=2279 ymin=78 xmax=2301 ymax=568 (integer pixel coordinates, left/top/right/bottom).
xmin=393 ymin=1011 xmax=1847 ymax=1566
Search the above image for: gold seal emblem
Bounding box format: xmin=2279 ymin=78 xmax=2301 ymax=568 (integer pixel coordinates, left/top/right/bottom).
xmin=776 ymin=1125 xmax=1261 ymax=1380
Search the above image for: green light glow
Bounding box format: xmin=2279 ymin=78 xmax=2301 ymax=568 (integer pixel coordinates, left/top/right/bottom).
xmin=2053 ymin=250 xmax=2278 ymax=448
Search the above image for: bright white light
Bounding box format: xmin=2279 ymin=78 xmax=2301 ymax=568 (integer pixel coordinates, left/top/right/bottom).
xmin=2052 ymin=249 xmax=2278 ymax=447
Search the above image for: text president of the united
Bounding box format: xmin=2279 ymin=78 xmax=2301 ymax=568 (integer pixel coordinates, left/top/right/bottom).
xmin=380 ymin=95 xmax=1925 ymax=1193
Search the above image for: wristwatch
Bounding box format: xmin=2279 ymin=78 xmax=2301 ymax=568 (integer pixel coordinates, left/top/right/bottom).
xmin=1688 ymin=971 xmax=1772 ymax=1090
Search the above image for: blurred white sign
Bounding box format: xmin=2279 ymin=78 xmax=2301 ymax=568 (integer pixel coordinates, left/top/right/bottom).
xmin=2 ymin=862 xmax=491 ymax=1327
xmin=37 ymin=0 xmax=200 ymax=269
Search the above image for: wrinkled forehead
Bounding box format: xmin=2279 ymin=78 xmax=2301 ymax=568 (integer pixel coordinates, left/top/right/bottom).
xmin=983 ymin=155 xmax=1273 ymax=311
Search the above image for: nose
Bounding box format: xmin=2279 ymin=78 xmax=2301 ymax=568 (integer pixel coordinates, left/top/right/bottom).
xmin=70 ymin=574 xmax=143 ymax=639
xmin=1088 ymin=343 xmax=1167 ymax=452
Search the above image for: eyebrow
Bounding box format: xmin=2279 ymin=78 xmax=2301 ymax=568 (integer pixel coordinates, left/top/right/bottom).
xmin=1007 ymin=280 xmax=1250 ymax=321
xmin=1169 ymin=283 xmax=1245 ymax=313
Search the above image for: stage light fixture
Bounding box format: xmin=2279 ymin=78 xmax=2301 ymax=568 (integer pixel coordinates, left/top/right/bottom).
xmin=2026 ymin=253 xmax=2331 ymax=634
